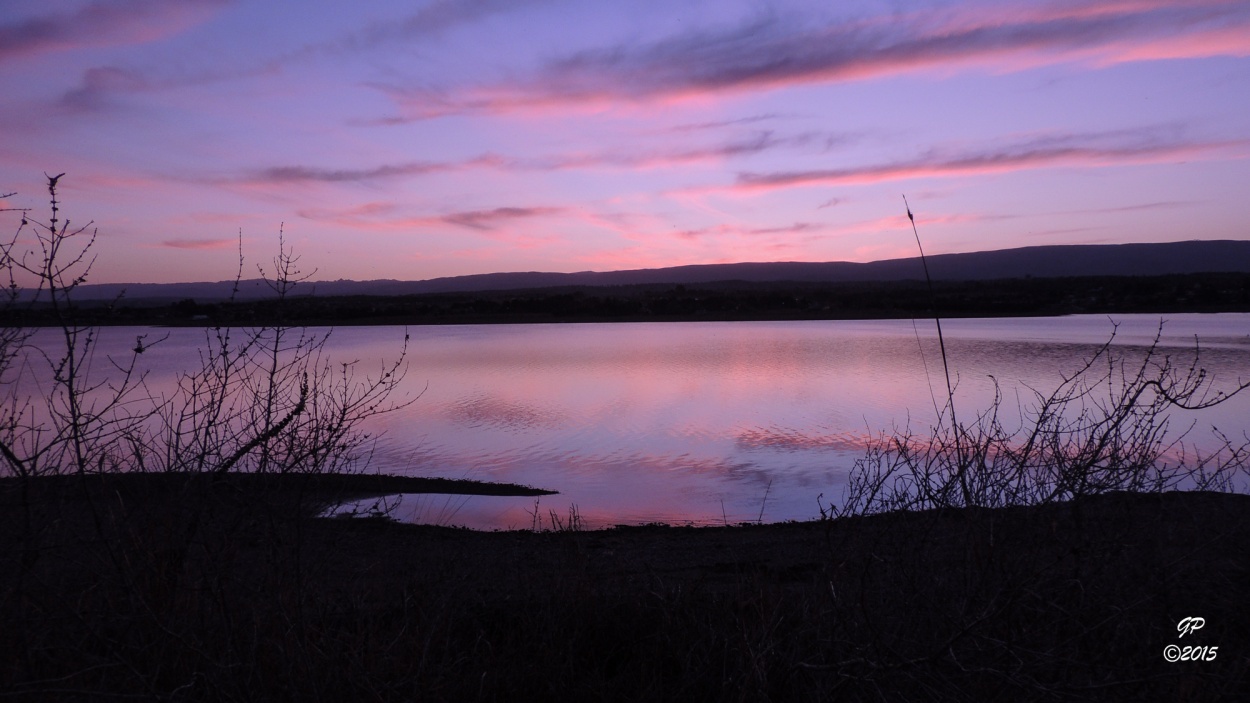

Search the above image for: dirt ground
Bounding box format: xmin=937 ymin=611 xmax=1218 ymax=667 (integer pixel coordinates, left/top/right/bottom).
xmin=3 ymin=473 xmax=1248 ymax=701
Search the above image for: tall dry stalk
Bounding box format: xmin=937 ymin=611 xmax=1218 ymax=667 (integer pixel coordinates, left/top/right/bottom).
xmin=835 ymin=202 xmax=1250 ymax=515
xmin=902 ymin=195 xmax=969 ymax=505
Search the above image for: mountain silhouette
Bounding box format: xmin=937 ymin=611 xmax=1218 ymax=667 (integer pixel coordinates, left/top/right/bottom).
xmin=60 ymin=239 xmax=1250 ymax=303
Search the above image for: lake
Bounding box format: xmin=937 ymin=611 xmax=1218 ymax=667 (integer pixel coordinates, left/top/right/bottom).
xmin=14 ymin=314 xmax=1250 ymax=529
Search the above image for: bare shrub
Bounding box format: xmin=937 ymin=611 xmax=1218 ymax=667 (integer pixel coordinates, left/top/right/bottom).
xmin=838 ymin=203 xmax=1250 ymax=516
xmin=0 ymin=175 xmax=410 ymax=480
xmin=147 ymin=232 xmax=412 ymax=477
xmin=0 ymin=175 xmax=159 ymax=478
xmin=841 ymin=325 xmax=1250 ymax=517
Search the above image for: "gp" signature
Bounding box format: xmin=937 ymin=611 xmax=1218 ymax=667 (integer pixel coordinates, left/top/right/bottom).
xmin=1165 ymin=617 xmax=1218 ymax=662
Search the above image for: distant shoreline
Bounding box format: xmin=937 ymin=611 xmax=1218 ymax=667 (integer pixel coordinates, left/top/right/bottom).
xmin=6 ymin=271 xmax=1250 ymax=328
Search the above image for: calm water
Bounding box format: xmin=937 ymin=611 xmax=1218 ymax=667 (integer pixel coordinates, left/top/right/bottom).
xmin=19 ymin=314 xmax=1250 ymax=529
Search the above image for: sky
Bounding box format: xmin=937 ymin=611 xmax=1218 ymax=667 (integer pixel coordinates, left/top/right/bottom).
xmin=1 ymin=0 xmax=1248 ymax=285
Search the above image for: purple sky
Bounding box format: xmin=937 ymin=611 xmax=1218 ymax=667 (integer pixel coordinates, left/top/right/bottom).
xmin=2 ymin=0 xmax=1248 ymax=284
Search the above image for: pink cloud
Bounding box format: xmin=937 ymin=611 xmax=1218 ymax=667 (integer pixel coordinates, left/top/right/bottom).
xmin=675 ymin=222 xmax=835 ymax=241
xmin=242 ymin=158 xmax=498 ymax=185
xmin=1096 ymin=23 xmax=1250 ymax=63
xmin=296 ymin=202 xmax=564 ymax=247
xmin=438 ymin=206 xmax=563 ymax=231
xmin=527 ymin=131 xmax=807 ymax=171
xmin=658 ymin=212 xmax=1017 ymax=250
xmin=331 ymin=202 xmax=398 ymax=218
xmin=59 ymin=67 xmax=152 ymax=112
xmin=378 ymin=0 xmax=1250 ymax=116
xmin=65 ymin=172 xmax=170 ymax=192
xmin=0 ymin=0 xmax=229 ymax=63
xmin=299 ymin=204 xmax=562 ymax=230
xmin=1068 ymin=200 xmax=1198 ymax=214
xmin=231 ymin=131 xmax=822 ymax=189
xmin=57 ymin=61 xmax=282 ymax=114
xmin=725 ymin=135 xmax=1247 ymax=193
xmin=161 ymin=238 xmax=237 ymax=250
xmin=177 ymin=212 xmax=259 ymax=226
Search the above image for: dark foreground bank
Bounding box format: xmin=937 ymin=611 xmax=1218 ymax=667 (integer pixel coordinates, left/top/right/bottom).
xmin=2 ymin=473 xmax=1247 ymax=701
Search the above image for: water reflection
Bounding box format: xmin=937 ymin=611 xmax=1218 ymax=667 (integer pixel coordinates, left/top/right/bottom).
xmin=363 ymin=314 xmax=1250 ymax=529
xmin=19 ymin=314 xmax=1250 ymax=529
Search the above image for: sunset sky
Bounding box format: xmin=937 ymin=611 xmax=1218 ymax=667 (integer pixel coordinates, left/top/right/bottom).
xmin=2 ymin=0 xmax=1248 ymax=284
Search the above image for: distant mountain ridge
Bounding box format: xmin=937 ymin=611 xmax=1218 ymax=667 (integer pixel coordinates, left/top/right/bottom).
xmin=64 ymin=240 xmax=1250 ymax=303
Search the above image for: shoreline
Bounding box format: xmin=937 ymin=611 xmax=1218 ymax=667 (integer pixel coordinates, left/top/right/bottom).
xmin=6 ymin=271 xmax=1249 ymax=328
xmin=0 ymin=471 xmax=554 ymax=515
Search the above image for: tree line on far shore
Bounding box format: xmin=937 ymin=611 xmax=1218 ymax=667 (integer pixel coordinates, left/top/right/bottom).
xmin=4 ymin=271 xmax=1248 ymax=328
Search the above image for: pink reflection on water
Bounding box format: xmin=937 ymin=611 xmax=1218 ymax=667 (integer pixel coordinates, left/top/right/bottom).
xmin=18 ymin=316 xmax=1247 ymax=530
xmin=736 ymin=427 xmax=875 ymax=453
xmin=368 ymin=316 xmax=1250 ymax=529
